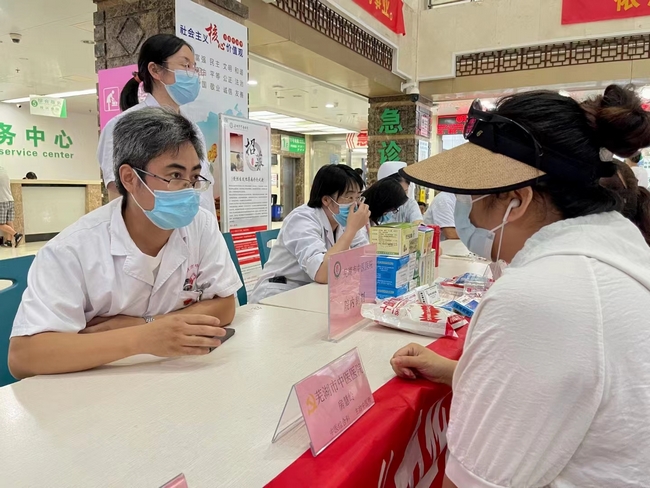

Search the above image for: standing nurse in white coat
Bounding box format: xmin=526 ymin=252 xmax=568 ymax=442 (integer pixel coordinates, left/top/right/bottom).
xmin=97 ymin=34 xmax=216 ymax=216
xmin=250 ymin=164 xmax=370 ymax=303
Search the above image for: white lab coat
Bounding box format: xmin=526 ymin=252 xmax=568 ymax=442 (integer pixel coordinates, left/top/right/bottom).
xmin=249 ymin=204 xmax=369 ymax=303
xmin=97 ymin=94 xmax=216 ymax=216
xmin=11 ymin=198 xmax=242 ymax=337
xmin=389 ymin=197 xmax=423 ymax=224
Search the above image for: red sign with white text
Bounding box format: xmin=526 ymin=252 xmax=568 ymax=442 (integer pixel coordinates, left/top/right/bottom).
xmin=353 ymin=0 xmax=406 ymax=35
xmin=562 ymin=0 xmax=650 ymax=24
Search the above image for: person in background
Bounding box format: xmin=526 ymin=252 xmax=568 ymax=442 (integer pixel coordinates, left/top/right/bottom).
xmin=600 ymin=160 xmax=650 ymax=246
xmin=250 ymin=164 xmax=370 ymax=303
xmin=361 ymin=178 xmax=408 ymax=226
xmin=418 ymin=200 xmax=427 ymax=215
xmin=423 ymin=192 xmax=458 ymax=240
xmin=626 ymin=153 xmax=649 ymax=188
xmin=9 ymin=108 xmax=242 ymax=379
xmin=97 ymin=34 xmax=216 ymax=217
xmin=0 ymin=165 xmax=23 ymax=248
xmin=391 ymin=85 xmax=650 ymax=487
xmin=23 ymin=172 xmax=37 ymax=180
xmin=377 ymin=161 xmax=423 ymax=225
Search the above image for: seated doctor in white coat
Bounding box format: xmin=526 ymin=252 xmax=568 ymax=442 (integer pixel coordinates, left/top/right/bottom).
xmin=97 ymin=34 xmax=216 ymax=216
xmin=250 ymin=164 xmax=370 ymax=303
xmin=377 ymin=161 xmax=423 ymax=225
xmin=8 ymin=108 xmax=242 ymax=379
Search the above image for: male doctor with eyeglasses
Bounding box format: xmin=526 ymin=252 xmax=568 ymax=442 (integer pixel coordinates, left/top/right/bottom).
xmin=9 ymin=107 xmax=242 ymax=379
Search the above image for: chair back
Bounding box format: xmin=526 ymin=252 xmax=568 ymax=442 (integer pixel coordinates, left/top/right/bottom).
xmin=0 ymin=255 xmax=35 ymax=387
xmin=222 ymin=233 xmax=247 ymax=306
xmin=256 ymin=228 xmax=280 ymax=268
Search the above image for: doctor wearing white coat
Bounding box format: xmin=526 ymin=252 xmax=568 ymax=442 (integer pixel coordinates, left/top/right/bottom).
xmin=250 ymin=164 xmax=370 ymax=303
xmin=9 ymin=108 xmax=241 ymax=379
xmin=97 ymin=34 xmax=216 ymax=216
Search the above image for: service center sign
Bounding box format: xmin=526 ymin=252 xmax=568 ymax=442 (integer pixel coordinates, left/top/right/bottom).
xmin=562 ymin=0 xmax=650 ymax=24
xmin=353 ymin=0 xmax=405 ymax=35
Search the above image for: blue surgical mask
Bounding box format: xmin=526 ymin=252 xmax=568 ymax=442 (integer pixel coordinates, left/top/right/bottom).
xmin=378 ymin=213 xmax=393 ymax=225
xmin=163 ymin=70 xmax=200 ymax=105
xmin=454 ymin=194 xmax=518 ymax=262
xmin=131 ymin=172 xmax=200 ymax=230
xmin=328 ymin=199 xmax=353 ymax=228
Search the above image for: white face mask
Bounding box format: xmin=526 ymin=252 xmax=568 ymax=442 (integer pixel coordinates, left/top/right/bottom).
xmin=454 ymin=195 xmax=520 ymax=262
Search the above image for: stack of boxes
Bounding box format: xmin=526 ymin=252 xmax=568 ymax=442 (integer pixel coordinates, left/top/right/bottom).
xmin=370 ymin=223 xmax=436 ymax=299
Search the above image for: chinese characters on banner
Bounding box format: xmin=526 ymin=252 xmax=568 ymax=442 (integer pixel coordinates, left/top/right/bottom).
xmin=353 ymin=0 xmax=406 ymax=35
xmin=379 ymin=108 xmax=403 ymax=164
xmin=175 ymin=0 xmax=248 ymax=196
xmin=328 ymin=244 xmax=377 ymax=341
xmin=345 ymin=131 xmax=368 ymax=150
xmin=562 ymin=0 xmax=650 ymax=24
xmin=278 ymin=348 xmax=375 ymax=456
xmin=219 ymin=115 xmax=271 ymax=281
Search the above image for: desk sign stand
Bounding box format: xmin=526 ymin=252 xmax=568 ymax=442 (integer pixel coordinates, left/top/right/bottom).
xmin=160 ymin=473 xmax=188 ymax=488
xmin=272 ymin=348 xmax=375 ymax=456
xmin=327 ymin=244 xmax=377 ymax=342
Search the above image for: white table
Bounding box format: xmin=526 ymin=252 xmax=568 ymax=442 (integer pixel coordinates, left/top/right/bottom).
xmin=259 ymin=256 xmax=489 ymax=315
xmin=0 ymin=304 xmax=432 ymax=488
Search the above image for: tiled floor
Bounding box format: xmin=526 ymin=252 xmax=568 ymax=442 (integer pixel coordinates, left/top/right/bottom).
xmin=0 ymin=241 xmax=46 ymax=261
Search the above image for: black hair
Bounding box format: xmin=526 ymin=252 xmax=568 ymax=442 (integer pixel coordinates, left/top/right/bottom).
xmin=120 ymin=34 xmax=193 ymax=111
xmin=308 ymin=164 xmax=364 ymax=208
xmin=629 ymin=153 xmax=643 ymax=164
xmin=600 ymin=161 xmax=650 ymax=246
xmin=362 ymin=178 xmax=408 ymax=225
xmin=494 ymin=85 xmax=650 ymax=220
xmin=388 ymin=172 xmax=407 ymax=185
xmin=24 ymin=172 xmax=37 ymax=180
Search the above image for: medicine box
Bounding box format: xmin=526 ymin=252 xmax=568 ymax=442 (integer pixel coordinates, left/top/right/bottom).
xmin=377 ymin=255 xmax=410 ymax=288
xmin=369 ymin=223 xmax=418 ymax=257
xmin=377 ymin=284 xmax=410 ymax=299
xmin=417 ymin=227 xmax=434 ymax=256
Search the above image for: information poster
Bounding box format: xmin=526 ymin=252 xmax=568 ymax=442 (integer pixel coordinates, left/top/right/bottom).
xmin=176 ymin=0 xmax=248 ymax=197
xmin=220 ymin=115 xmax=271 ymax=290
xmin=97 ymin=64 xmax=138 ymax=130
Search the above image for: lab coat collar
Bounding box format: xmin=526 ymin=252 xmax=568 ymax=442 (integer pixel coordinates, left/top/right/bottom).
xmin=109 ymin=198 xmax=189 ymax=289
xmin=315 ymin=206 xmax=342 ymax=247
xmin=143 ymin=93 xmax=160 ymax=108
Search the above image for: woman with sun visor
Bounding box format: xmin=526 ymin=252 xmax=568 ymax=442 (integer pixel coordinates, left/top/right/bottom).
xmin=390 ymin=85 xmax=650 ymax=487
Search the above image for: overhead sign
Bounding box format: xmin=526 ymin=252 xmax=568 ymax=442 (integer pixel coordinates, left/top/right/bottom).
xmin=280 ymin=134 xmax=306 ymax=154
xmin=346 ymin=131 xmax=368 ymax=150
xmin=352 ymin=0 xmax=405 ymax=35
xmin=29 ymin=96 xmax=67 ymax=118
xmin=437 ymin=114 xmax=467 ymax=136
xmin=562 ymin=0 xmax=650 ymax=24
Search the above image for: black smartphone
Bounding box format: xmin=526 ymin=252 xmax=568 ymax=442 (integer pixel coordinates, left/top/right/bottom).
xmin=209 ymin=327 xmax=235 ymax=352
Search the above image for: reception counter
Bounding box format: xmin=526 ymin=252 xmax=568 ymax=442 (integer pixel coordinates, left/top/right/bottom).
xmin=10 ymin=180 xmax=102 ymax=244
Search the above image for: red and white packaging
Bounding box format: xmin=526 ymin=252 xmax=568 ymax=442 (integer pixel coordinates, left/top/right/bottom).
xmin=361 ymin=301 xmax=468 ymax=338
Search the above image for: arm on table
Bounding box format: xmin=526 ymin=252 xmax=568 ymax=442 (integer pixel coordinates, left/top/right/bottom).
xmin=442 ymin=227 xmax=459 ymax=240
xmin=9 ymin=314 xmax=224 ymax=379
xmin=390 ymin=343 xmax=457 ymax=386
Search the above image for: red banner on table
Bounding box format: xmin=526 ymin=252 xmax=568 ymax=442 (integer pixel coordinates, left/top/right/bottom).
xmin=266 ymin=327 xmax=467 ymax=488
xmin=353 ymin=0 xmax=406 ymax=35
xmin=562 ymin=0 xmax=650 ymax=25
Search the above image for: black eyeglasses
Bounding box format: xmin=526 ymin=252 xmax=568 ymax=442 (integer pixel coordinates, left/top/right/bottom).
xmin=464 ymin=99 xmax=544 ymax=168
xmin=135 ymin=168 xmax=211 ymax=192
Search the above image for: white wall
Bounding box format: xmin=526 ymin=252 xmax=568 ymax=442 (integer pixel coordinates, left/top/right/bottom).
xmin=0 ymin=104 xmax=99 ymax=181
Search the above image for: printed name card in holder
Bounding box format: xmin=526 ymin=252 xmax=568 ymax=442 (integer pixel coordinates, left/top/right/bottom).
xmin=328 ymin=244 xmax=377 ymax=341
xmin=272 ymin=348 xmax=375 ymax=456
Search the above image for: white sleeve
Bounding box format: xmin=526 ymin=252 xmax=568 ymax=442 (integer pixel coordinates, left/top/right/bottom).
xmin=351 ymin=227 xmax=370 ymax=248
xmin=446 ymin=258 xmax=604 ymax=487
xmin=430 ymin=194 xmax=456 ymax=228
xmin=196 ymin=210 xmax=242 ymax=298
xmin=281 ymin=211 xmax=329 ymax=281
xmin=11 ymin=245 xmax=88 ymax=336
xmin=423 ymin=204 xmax=435 ymax=225
xmin=97 ymin=118 xmax=116 ymax=186
xmin=403 ymin=198 xmax=423 ymax=222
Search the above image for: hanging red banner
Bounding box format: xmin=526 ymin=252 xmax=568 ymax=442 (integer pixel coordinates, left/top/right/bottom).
xmin=353 ymin=0 xmax=406 ymax=35
xmin=562 ymin=0 xmax=650 ymax=25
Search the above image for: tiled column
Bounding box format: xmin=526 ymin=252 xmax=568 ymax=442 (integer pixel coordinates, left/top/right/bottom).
xmin=366 ymin=95 xmax=433 ymax=185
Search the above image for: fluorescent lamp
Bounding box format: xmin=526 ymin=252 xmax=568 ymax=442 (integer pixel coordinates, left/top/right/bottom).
xmin=2 ymin=88 xmax=97 ymax=104
xmin=325 ymin=103 xmax=335 ymax=108
xmin=247 ymin=80 xmax=258 ymax=86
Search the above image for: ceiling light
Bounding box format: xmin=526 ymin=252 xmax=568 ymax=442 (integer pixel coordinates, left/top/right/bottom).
xmin=249 ymin=111 xmax=354 ymax=135
xmin=641 ymin=86 xmax=650 ymax=100
xmin=2 ymin=88 xmax=97 ymax=104
xmin=247 ymin=79 xmax=258 ymax=86
xmin=325 ymin=103 xmax=335 ymax=108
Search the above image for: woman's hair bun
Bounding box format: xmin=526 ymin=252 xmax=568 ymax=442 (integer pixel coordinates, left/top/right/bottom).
xmin=582 ymin=84 xmax=650 ymax=158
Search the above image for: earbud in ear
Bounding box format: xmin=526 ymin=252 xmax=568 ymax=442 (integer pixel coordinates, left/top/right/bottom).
xmin=502 ymin=199 xmax=522 ymax=223
xmin=511 ymin=199 xmax=521 ymax=209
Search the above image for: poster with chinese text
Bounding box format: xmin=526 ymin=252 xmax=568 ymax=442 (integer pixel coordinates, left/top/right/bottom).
xmin=219 ymin=115 xmax=271 ymax=292
xmin=562 ymin=0 xmax=650 ymax=24
xmin=175 ymin=0 xmax=248 ymax=198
